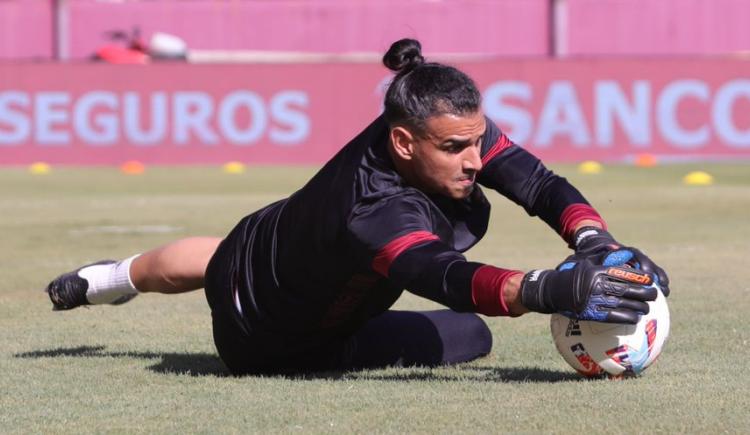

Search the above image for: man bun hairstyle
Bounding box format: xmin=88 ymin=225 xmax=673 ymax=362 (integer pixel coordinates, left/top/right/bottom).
xmin=382 ymin=38 xmax=481 ymax=134
xmin=382 ymin=38 xmax=425 ymax=74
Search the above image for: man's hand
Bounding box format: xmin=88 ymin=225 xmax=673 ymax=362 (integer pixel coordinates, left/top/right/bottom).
xmin=520 ymin=258 xmax=658 ymax=324
xmin=570 ymin=226 xmax=671 ymax=296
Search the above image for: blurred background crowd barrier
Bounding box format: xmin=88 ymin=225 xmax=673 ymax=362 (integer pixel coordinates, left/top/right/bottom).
xmin=1 ymin=0 xmax=749 ymax=164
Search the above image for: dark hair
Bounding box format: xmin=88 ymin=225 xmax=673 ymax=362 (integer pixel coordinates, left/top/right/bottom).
xmin=382 ymin=38 xmax=481 ymax=134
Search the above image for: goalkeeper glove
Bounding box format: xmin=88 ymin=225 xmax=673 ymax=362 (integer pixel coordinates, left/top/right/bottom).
xmin=569 ymin=226 xmax=670 ymax=296
xmin=520 ymin=258 xmax=657 ymax=324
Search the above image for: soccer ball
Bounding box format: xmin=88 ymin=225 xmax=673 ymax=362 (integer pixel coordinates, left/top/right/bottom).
xmin=550 ymin=284 xmax=670 ymax=378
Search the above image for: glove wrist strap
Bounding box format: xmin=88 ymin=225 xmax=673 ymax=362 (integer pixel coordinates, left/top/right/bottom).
xmin=573 ymin=226 xmax=616 ymax=250
xmin=520 ymin=269 xmax=554 ymax=314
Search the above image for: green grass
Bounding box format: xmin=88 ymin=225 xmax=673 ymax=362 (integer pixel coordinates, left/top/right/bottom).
xmin=1 ymin=163 xmax=749 ymax=434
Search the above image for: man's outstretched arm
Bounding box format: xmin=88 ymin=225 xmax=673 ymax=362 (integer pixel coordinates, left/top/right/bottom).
xmin=476 ymin=118 xmax=669 ymax=295
xmin=475 ymin=120 xmax=607 ymax=247
xmin=378 ymin=235 xmax=655 ymax=324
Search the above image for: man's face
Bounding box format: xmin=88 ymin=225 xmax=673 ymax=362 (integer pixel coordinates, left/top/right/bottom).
xmin=402 ymin=111 xmax=486 ymax=200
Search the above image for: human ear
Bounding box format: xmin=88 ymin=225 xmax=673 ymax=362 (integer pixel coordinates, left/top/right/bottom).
xmin=390 ymin=126 xmax=416 ymax=160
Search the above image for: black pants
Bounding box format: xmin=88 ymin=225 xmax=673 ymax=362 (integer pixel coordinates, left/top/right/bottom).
xmin=211 ymin=308 xmax=493 ymax=376
xmin=205 ymin=220 xmax=492 ymax=376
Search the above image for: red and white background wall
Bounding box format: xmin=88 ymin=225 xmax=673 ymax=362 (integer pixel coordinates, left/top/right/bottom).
xmin=1 ymin=0 xmax=749 ymax=164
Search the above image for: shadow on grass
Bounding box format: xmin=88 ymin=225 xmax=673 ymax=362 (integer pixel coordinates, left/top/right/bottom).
xmin=298 ymin=365 xmax=583 ymax=383
xmin=15 ymin=345 xmax=229 ymax=377
xmin=16 ymin=346 xmax=582 ymax=383
xmin=462 ymin=365 xmax=583 ymax=383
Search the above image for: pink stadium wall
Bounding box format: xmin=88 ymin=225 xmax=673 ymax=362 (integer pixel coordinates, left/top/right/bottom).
xmin=1 ymin=0 xmax=749 ymax=60
xmin=2 ymin=1 xmax=749 ymax=164
xmin=65 ymin=0 xmax=550 ymax=59
xmin=0 ymin=1 xmax=53 ymax=60
xmin=565 ymin=0 xmax=750 ymax=56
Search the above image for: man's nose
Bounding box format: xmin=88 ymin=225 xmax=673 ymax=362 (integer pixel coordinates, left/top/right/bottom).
xmin=463 ymin=145 xmax=483 ymax=172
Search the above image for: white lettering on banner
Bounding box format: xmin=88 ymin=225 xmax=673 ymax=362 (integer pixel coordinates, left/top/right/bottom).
xmin=0 ymin=92 xmax=29 ymax=145
xmin=656 ymin=80 xmax=710 ymax=149
xmin=218 ymin=91 xmax=267 ymax=144
xmin=595 ymin=81 xmax=650 ymax=147
xmin=123 ymin=92 xmax=168 ymax=145
xmin=35 ymin=92 xmax=70 ymax=145
xmin=173 ymin=92 xmax=219 ymax=145
xmin=0 ymin=90 xmax=313 ymax=146
xmin=713 ymin=80 xmax=750 ymax=148
xmin=270 ymin=91 xmax=310 ymax=145
xmin=74 ymin=91 xmax=118 ymax=145
xmin=483 ymin=78 xmax=749 ymax=150
xmin=534 ymin=81 xmax=591 ymax=147
xmin=1 ymin=80 xmax=747 ymax=152
xmin=482 ymin=81 xmax=533 ymax=144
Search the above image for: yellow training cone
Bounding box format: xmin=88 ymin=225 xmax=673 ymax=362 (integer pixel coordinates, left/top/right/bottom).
xmin=578 ymin=160 xmax=602 ymax=174
xmin=120 ymin=160 xmax=146 ymax=175
xmin=28 ymin=162 xmax=51 ymax=175
xmin=222 ymin=161 xmax=246 ymax=174
xmin=683 ymin=171 xmax=713 ymax=186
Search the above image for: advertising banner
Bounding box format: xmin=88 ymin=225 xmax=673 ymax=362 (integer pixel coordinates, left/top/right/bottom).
xmin=1 ymin=59 xmax=749 ymax=164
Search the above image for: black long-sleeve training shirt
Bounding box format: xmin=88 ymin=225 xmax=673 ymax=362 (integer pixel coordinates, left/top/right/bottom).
xmin=226 ymin=115 xmax=605 ymax=338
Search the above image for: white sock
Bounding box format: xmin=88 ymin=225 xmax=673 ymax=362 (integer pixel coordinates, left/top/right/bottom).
xmin=78 ymin=255 xmax=140 ymax=305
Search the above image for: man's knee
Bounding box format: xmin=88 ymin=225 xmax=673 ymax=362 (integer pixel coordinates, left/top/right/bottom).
xmin=438 ymin=311 xmax=492 ymax=364
xmin=461 ymin=312 xmax=493 ymax=359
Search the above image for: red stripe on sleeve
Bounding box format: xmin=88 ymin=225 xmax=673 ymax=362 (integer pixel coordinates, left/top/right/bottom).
xmin=559 ymin=204 xmax=607 ymax=245
xmin=481 ymin=133 xmax=513 ymax=166
xmin=372 ymin=231 xmax=439 ymax=277
xmin=471 ymin=265 xmax=523 ymax=317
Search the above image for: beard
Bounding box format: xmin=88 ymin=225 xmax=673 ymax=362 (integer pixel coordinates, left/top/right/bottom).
xmin=456 ymin=181 xmax=475 ymax=199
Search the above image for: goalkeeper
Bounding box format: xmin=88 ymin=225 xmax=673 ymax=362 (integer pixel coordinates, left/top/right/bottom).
xmin=46 ymin=39 xmax=670 ymax=375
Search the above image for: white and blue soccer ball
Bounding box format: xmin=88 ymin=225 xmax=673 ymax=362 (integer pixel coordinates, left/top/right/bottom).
xmin=550 ymin=284 xmax=670 ymax=378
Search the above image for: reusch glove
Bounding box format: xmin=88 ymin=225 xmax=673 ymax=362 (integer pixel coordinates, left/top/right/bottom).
xmin=570 ymin=226 xmax=670 ymax=296
xmin=520 ymin=258 xmax=658 ymax=324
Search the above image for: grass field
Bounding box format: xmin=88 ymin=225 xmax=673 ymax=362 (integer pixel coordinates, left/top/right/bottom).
xmin=1 ymin=162 xmax=749 ymax=434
